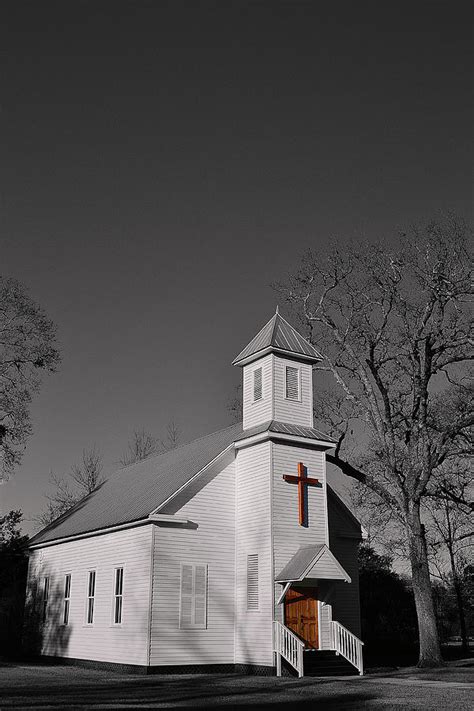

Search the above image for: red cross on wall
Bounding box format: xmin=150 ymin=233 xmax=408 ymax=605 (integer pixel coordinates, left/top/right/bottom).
xmin=283 ymin=462 xmax=322 ymax=527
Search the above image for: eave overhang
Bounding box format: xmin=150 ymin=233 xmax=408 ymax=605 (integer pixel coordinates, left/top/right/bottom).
xmin=233 ymin=345 xmax=321 ymax=368
xmin=234 ymin=430 xmax=336 ymax=451
xmin=28 ymin=514 xmax=195 ymax=550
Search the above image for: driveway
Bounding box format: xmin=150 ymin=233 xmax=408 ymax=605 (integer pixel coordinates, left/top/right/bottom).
xmin=0 ymin=659 xmax=472 ymax=710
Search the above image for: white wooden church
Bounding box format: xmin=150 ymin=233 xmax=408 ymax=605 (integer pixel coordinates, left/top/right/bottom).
xmin=26 ymin=312 xmax=364 ymax=677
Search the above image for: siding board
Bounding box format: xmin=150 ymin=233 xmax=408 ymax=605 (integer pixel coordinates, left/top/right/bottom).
xmin=235 ymin=442 xmax=273 ymax=666
xmin=273 ymin=356 xmax=313 ymax=427
xmin=25 ymin=527 xmax=152 ymax=665
xmin=328 ymin=497 xmax=362 ymax=637
xmin=272 ymin=442 xmax=332 ymax=647
xmin=242 ymin=355 xmax=273 ymax=429
xmin=150 ymin=459 xmax=236 ymax=665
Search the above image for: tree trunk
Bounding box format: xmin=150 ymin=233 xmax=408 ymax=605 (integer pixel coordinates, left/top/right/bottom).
xmin=406 ymin=505 xmax=444 ymax=667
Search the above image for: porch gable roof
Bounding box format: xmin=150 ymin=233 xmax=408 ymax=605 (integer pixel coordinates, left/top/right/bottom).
xmin=275 ymin=544 xmax=351 ymax=583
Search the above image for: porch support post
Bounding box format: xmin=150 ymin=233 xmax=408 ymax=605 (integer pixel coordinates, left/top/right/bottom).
xmin=277 ymin=581 xmax=291 ymax=605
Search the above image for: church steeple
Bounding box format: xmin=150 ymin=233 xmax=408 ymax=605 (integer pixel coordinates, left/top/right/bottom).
xmin=233 ymin=312 xmax=321 ymax=430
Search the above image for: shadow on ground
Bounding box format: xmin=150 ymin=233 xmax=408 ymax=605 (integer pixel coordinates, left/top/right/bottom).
xmin=0 ymin=660 xmax=472 ymax=710
xmin=0 ymin=671 xmax=375 ymax=709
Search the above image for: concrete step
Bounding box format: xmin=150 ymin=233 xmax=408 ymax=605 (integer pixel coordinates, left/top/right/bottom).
xmin=280 ymin=650 xmax=359 ymax=677
xmin=303 ymin=651 xmax=358 ymax=677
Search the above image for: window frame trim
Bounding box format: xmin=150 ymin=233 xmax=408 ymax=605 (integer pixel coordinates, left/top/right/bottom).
xmin=284 ymin=365 xmax=301 ymax=402
xmin=41 ymin=576 xmax=49 ymax=624
xmin=62 ymin=572 xmax=72 ymax=626
xmin=85 ymin=569 xmax=97 ymax=626
xmin=253 ymin=366 xmax=263 ymax=402
xmin=112 ymin=565 xmax=125 ymax=626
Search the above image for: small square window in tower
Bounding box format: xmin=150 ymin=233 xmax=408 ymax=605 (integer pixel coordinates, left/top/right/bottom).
xmin=285 ymin=366 xmax=300 ymax=400
xmin=253 ymin=367 xmax=262 ymax=401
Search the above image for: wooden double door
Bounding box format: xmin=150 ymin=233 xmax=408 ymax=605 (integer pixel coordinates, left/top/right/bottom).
xmin=284 ymin=587 xmax=319 ymax=649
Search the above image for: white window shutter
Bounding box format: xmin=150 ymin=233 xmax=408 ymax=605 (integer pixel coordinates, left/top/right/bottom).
xmin=180 ymin=564 xmax=208 ymax=629
xmin=180 ymin=565 xmax=193 ymax=628
xmin=194 ymin=565 xmax=208 ymax=628
xmin=286 ymin=366 xmax=299 ymax=400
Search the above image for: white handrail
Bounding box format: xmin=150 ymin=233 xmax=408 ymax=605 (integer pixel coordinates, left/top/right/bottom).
xmin=331 ymin=620 xmax=364 ymax=675
xmin=273 ymin=621 xmax=305 ymax=677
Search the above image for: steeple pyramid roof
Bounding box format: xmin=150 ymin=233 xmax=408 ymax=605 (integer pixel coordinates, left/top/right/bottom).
xmin=232 ymin=310 xmax=322 ymax=366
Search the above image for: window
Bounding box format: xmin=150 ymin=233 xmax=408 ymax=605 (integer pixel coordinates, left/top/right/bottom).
xmin=42 ymin=576 xmax=49 ymax=623
xmin=253 ymin=367 xmax=262 ymax=401
xmin=285 ymin=366 xmax=300 ymax=400
xmin=247 ymin=554 xmax=259 ymax=610
xmin=86 ymin=571 xmax=96 ymax=625
xmin=63 ymin=574 xmax=71 ymax=625
xmin=113 ymin=567 xmax=124 ymax=624
xmin=179 ymin=564 xmax=208 ymax=629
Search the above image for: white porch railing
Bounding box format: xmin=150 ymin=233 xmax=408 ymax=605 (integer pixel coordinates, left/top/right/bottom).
xmin=273 ymin=621 xmax=305 ymax=677
xmin=331 ymin=620 xmax=364 ymax=675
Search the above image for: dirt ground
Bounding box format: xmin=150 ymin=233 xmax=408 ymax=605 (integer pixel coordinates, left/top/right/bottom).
xmin=0 ymin=658 xmax=472 ymax=710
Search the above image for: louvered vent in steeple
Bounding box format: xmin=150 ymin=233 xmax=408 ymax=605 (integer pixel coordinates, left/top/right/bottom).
xmin=285 ymin=366 xmax=300 ymax=400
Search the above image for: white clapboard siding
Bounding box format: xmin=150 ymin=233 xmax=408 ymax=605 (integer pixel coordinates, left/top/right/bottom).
xmin=26 ymin=526 xmax=152 ymax=665
xmin=272 ymin=443 xmax=328 ymax=574
xmin=273 ymin=356 xmax=313 ymax=427
xmin=150 ymin=458 xmax=236 ymax=666
xmin=235 ymin=441 xmax=273 ymax=666
xmin=328 ymin=495 xmax=362 ymax=638
xmin=242 ymin=354 xmax=273 ymax=429
xmin=272 ymin=443 xmax=329 ymax=630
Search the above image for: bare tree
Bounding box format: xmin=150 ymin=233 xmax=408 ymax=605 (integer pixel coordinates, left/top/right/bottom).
xmin=350 ymin=480 xmax=404 ymax=553
xmin=119 ymin=429 xmax=159 ymax=466
xmin=275 ymin=216 xmax=473 ymax=666
xmin=38 ymin=448 xmax=103 ymax=526
xmin=425 ymin=462 xmax=473 ymax=653
xmin=120 ymin=420 xmax=180 ymax=466
xmin=228 ymin=383 xmax=243 ymax=423
xmin=164 ymin=419 xmax=179 ymax=450
xmin=0 ymin=277 xmax=60 ymax=480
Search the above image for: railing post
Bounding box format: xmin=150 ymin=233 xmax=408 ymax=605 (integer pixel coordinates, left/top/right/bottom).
xmin=273 ymin=620 xmax=305 ymax=678
xmin=330 ymin=620 xmax=364 ymax=675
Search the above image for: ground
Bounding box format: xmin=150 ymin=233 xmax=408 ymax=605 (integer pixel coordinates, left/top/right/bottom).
xmin=0 ymin=659 xmax=472 ymax=710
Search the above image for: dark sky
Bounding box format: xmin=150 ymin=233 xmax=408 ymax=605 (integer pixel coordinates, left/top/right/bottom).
xmin=1 ymin=1 xmax=472 ymax=534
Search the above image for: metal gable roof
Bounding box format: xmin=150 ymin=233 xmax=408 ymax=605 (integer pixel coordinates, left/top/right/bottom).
xmin=234 ymin=419 xmax=337 ymax=446
xmin=29 ymin=421 xmax=243 ymax=547
xmin=232 ymin=312 xmax=322 ymax=366
xmin=275 ymin=544 xmax=351 ymax=583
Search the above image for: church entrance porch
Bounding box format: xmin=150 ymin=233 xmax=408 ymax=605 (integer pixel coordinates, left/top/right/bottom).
xmin=284 ymin=587 xmax=319 ymax=650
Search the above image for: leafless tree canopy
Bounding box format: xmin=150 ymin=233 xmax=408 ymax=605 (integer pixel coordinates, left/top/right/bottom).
xmin=0 ymin=277 xmax=60 ymax=480
xmin=119 ymin=420 xmax=180 ymax=466
xmin=37 ymin=448 xmax=103 ymax=527
xmin=276 ymin=217 xmax=472 ymax=511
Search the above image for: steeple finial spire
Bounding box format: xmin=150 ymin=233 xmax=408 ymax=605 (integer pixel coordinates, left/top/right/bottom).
xmin=276 ymin=305 xmax=279 ymax=315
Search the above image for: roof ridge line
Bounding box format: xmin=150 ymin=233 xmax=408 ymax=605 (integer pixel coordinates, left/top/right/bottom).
xmin=270 ymin=311 xmax=280 ymax=343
